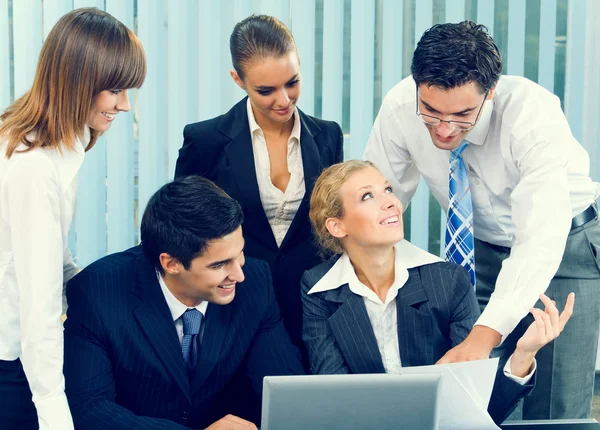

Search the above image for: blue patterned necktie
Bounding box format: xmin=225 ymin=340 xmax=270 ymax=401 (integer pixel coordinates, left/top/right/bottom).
xmin=181 ymin=308 xmax=203 ymax=371
xmin=445 ymin=140 xmax=476 ymax=286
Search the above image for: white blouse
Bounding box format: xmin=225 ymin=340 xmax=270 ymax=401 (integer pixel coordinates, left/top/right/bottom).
xmin=0 ymin=134 xmax=85 ymax=430
xmin=247 ymin=99 xmax=305 ymax=247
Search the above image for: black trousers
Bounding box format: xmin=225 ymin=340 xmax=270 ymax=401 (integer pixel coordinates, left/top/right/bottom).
xmin=0 ymin=359 xmax=38 ymax=430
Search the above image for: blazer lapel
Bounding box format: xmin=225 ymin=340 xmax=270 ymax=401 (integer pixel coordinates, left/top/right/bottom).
xmin=395 ymin=271 xmax=434 ymax=367
xmin=280 ymin=111 xmax=322 ymax=250
xmin=190 ymin=301 xmax=232 ymax=390
xmin=323 ymin=285 xmax=386 ymax=374
xmin=220 ymin=99 xmax=277 ymax=251
xmin=131 ymin=253 xmax=191 ymax=403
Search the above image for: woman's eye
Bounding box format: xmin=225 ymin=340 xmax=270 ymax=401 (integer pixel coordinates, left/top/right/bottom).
xmin=361 ymin=192 xmax=373 ymax=201
xmin=257 ymin=90 xmax=272 ymax=96
xmin=110 ymin=89 xmax=122 ymax=95
xmin=385 ymin=186 xmax=393 ymax=193
xmin=286 ymin=80 xmax=299 ymax=88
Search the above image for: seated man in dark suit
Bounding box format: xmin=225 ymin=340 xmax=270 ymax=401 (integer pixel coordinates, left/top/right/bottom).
xmin=63 ymin=176 xmax=304 ymax=430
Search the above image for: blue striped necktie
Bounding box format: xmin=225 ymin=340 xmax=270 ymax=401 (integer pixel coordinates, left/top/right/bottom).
xmin=181 ymin=308 xmax=203 ymax=371
xmin=445 ymin=140 xmax=476 ymax=286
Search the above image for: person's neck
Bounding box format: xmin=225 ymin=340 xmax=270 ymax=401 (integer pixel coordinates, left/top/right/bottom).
xmin=161 ymin=272 xmax=201 ymax=308
xmin=253 ymin=105 xmax=294 ymax=138
xmin=344 ymin=243 xmax=395 ymax=302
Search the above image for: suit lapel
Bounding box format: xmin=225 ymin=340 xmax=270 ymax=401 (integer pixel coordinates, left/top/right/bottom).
xmin=131 ymin=252 xmax=191 ymax=403
xmin=220 ymin=99 xmax=277 ymax=251
xmin=280 ymin=111 xmax=322 ymax=250
xmin=190 ymin=302 xmax=232 ymax=390
xmin=323 ymin=285 xmax=386 ymax=374
xmin=395 ymin=270 xmax=434 ymax=367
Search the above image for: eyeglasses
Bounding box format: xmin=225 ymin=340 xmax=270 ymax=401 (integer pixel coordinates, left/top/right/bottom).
xmin=415 ymin=87 xmax=489 ymax=132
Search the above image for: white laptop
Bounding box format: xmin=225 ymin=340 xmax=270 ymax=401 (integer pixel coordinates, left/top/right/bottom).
xmin=261 ymin=373 xmax=442 ymax=430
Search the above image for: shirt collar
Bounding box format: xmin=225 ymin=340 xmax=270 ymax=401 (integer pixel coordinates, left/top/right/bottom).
xmin=246 ymin=97 xmax=301 ymax=142
xmin=308 ymin=240 xmax=443 ymax=295
xmin=464 ymin=97 xmax=494 ymax=146
xmin=156 ymin=271 xmax=208 ymax=321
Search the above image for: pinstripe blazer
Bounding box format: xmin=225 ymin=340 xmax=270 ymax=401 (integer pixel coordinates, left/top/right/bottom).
xmin=301 ymin=257 xmax=535 ymax=424
xmin=63 ymin=246 xmax=304 ymax=430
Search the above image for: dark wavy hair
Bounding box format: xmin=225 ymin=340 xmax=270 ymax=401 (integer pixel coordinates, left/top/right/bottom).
xmin=141 ymin=176 xmax=244 ymax=274
xmin=411 ymin=21 xmax=502 ymax=93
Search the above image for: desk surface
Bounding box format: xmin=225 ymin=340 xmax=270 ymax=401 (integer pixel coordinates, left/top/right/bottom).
xmin=500 ymin=419 xmax=600 ymax=429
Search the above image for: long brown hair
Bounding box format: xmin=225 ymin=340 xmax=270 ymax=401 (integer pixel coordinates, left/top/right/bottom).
xmin=0 ymin=7 xmax=146 ymax=158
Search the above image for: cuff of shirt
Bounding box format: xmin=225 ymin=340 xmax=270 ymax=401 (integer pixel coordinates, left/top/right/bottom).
xmin=475 ymin=296 xmax=528 ymax=341
xmin=503 ymin=356 xmax=537 ymax=385
xmin=35 ymin=393 xmax=74 ymax=430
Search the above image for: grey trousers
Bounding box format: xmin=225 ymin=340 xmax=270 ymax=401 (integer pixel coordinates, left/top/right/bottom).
xmin=475 ymin=216 xmax=600 ymax=419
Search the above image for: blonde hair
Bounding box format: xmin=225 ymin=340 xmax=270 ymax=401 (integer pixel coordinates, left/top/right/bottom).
xmin=309 ymin=160 xmax=377 ymax=255
xmin=0 ymin=7 xmax=146 ymax=158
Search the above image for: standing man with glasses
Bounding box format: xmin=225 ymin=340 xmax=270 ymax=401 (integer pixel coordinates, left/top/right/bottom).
xmin=364 ymin=21 xmax=600 ymax=420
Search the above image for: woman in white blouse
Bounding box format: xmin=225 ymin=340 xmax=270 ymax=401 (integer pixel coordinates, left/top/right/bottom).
xmin=301 ymin=160 xmax=574 ymax=424
xmin=0 ymin=8 xmax=145 ymax=430
xmin=175 ymin=14 xmax=344 ymax=365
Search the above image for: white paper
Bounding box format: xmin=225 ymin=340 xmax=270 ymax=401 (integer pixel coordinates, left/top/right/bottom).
xmin=397 ymin=358 xmax=500 ymax=430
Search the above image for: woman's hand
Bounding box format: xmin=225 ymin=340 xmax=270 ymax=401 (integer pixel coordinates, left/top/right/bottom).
xmin=511 ymin=292 xmax=574 ymax=377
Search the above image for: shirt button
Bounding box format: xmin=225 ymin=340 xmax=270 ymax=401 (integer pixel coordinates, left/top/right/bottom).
xmin=473 ymin=179 xmax=481 ymax=186
xmin=482 ymin=210 xmax=490 ymax=216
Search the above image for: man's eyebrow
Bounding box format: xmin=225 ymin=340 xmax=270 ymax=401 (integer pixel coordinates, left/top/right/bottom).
xmin=207 ymin=258 xmax=230 ymax=268
xmin=421 ymin=99 xmax=478 ymax=116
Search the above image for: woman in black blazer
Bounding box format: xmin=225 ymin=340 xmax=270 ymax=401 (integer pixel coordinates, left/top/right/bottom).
xmin=175 ymin=15 xmax=343 ymax=361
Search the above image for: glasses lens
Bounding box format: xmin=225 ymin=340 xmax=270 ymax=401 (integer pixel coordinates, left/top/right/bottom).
xmin=452 ymin=121 xmax=474 ymax=131
xmin=420 ymin=115 xmax=439 ymax=126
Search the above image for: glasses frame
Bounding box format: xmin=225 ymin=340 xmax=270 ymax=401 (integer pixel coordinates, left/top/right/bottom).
xmin=415 ymin=86 xmax=489 ymax=132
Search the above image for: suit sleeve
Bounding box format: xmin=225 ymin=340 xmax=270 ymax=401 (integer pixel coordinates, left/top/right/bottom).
xmin=301 ymin=272 xmax=351 ymax=375
xmin=174 ymin=124 xmax=206 ymax=179
xmin=243 ymin=263 xmax=305 ymax=396
xmin=333 ymin=121 xmax=344 ymax=163
xmin=448 ymin=265 xmax=480 ymax=348
xmin=63 ymin=274 xmax=189 ymax=430
xmin=446 ymin=265 xmax=535 ymax=424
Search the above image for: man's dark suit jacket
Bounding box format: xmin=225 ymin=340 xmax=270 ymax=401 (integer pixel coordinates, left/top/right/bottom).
xmin=301 ymin=259 xmax=535 ymax=425
xmin=63 ymin=246 xmax=304 ymax=430
xmin=174 ymin=98 xmax=344 ymax=355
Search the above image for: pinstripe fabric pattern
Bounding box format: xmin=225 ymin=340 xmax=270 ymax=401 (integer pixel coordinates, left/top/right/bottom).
xmin=64 ymin=246 xmax=304 ymax=430
xmin=301 ymin=259 xmax=535 ymax=424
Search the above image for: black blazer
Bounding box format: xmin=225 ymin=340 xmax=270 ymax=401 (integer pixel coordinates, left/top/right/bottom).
xmin=63 ymin=246 xmax=304 ymax=430
xmin=302 ymin=259 xmax=535 ymax=425
xmin=175 ymin=97 xmax=344 ymax=353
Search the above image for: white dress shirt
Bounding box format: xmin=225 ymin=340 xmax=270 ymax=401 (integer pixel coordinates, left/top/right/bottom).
xmin=247 ymin=99 xmax=305 ymax=247
xmin=308 ymin=240 xmax=535 ymax=383
xmin=0 ymin=135 xmax=86 ymax=430
xmin=156 ymin=272 xmax=208 ymax=344
xmin=365 ymin=75 xmax=600 ymax=338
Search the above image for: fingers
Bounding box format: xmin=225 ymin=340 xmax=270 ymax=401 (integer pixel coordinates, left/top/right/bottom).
xmin=539 ymin=293 xmax=560 ymax=338
xmin=558 ymin=292 xmax=575 ymax=331
xmin=530 ymin=308 xmax=547 ymax=343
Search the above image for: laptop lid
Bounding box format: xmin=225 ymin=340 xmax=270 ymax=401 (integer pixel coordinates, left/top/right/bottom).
xmin=261 ymin=373 xmax=442 ymax=430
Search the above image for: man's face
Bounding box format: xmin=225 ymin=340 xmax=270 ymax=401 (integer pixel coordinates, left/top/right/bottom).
xmin=417 ymin=82 xmax=493 ymax=151
xmin=167 ymin=227 xmax=246 ymax=306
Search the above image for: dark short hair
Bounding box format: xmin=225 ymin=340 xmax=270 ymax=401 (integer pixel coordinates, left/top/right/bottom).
xmin=140 ymin=176 xmax=244 ymax=274
xmin=229 ymin=14 xmax=296 ymax=79
xmin=411 ymin=21 xmax=502 ymax=93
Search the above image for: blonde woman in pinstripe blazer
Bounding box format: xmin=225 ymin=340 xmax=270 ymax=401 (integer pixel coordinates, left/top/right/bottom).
xmin=301 ymin=160 xmax=574 ymax=425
